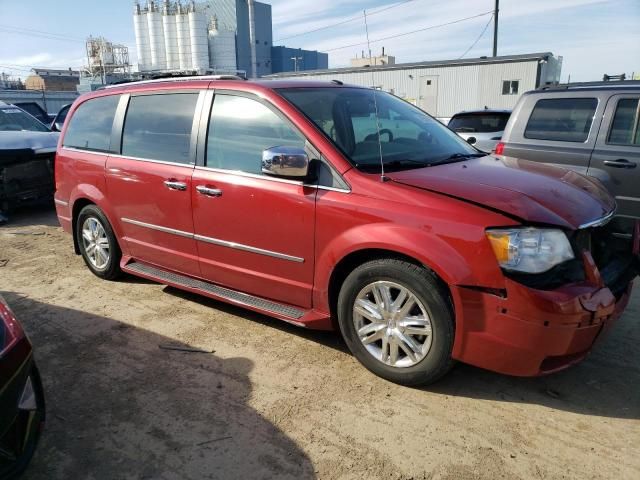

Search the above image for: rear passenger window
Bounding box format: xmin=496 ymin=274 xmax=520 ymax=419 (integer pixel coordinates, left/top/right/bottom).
xmin=122 ymin=93 xmax=198 ymax=163
xmin=524 ymin=98 xmax=598 ymax=143
xmin=607 ymin=98 xmax=640 ymax=145
xmin=63 ymin=95 xmax=120 ymax=152
xmin=206 ymin=95 xmax=305 ymax=174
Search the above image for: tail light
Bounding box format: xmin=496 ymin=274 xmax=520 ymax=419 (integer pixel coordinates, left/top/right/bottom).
xmin=494 ymin=142 xmax=505 ymax=155
xmin=0 ymin=295 xmax=24 ymax=356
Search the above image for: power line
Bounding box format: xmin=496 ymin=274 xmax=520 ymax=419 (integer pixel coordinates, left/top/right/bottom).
xmin=0 ymin=25 xmax=85 ymax=43
xmin=458 ymin=13 xmax=494 ymax=59
xmin=274 ymin=0 xmax=417 ymax=43
xmin=0 ymin=64 xmax=33 ymax=73
xmin=0 ymin=24 xmax=134 ymax=47
xmin=323 ymin=10 xmax=494 ymax=53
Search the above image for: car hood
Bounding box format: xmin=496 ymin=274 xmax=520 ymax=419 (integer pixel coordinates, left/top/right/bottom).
xmin=0 ymin=131 xmax=59 ymax=153
xmin=387 ymin=155 xmax=615 ymax=229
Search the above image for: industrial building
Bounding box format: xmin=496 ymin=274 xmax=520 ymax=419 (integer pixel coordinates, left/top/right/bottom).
xmin=133 ymin=0 xmax=327 ymax=77
xmin=77 ymin=36 xmax=132 ymax=93
xmin=267 ymin=52 xmax=563 ymax=119
xmin=24 ymin=68 xmax=80 ymax=92
xmin=271 ymin=46 xmax=328 ymax=73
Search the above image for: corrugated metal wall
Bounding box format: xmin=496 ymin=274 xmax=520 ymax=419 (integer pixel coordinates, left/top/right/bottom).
xmin=0 ymin=90 xmax=78 ymax=114
xmin=271 ymin=60 xmax=540 ymax=118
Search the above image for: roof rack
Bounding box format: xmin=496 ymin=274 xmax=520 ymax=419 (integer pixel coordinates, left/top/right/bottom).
xmin=103 ymin=74 xmax=246 ymax=89
xmin=538 ymin=80 xmax=640 ymax=91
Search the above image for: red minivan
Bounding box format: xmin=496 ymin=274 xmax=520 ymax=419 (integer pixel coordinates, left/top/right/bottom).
xmin=54 ymin=76 xmax=639 ymax=386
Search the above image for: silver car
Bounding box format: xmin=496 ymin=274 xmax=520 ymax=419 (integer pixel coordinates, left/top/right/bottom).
xmin=448 ymin=109 xmax=511 ymax=153
xmin=498 ymin=81 xmax=640 ymax=234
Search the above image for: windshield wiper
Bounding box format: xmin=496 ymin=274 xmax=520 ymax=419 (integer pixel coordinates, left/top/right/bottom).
xmin=356 ymin=159 xmax=431 ymax=172
xmin=430 ymin=152 xmax=485 ymax=166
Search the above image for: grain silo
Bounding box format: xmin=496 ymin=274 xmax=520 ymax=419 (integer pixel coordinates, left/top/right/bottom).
xmin=188 ymin=1 xmax=209 ymax=72
xmin=162 ymin=0 xmax=180 ymax=70
xmin=132 ymin=0 xmax=282 ymax=76
xmin=133 ymin=3 xmax=151 ymax=71
xmin=147 ymin=1 xmax=167 ymax=70
xmin=175 ymin=2 xmax=192 ymax=70
xmin=208 ymin=15 xmax=236 ymax=72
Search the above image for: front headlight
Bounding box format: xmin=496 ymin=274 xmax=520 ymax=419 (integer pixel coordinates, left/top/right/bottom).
xmin=485 ymin=228 xmax=575 ymax=274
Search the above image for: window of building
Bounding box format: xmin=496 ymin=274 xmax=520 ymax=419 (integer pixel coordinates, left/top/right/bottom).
xmin=524 ymin=98 xmax=598 ymax=143
xmin=121 ymin=93 xmax=198 ymax=163
xmin=206 ymin=94 xmax=305 ymax=174
xmin=502 ymin=80 xmax=519 ymax=95
xmin=608 ymin=98 xmax=640 ymax=145
xmin=62 ymin=95 xmax=120 ymax=152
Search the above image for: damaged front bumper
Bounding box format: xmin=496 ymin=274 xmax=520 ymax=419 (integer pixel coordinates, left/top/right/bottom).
xmin=451 ymin=222 xmax=640 ymax=376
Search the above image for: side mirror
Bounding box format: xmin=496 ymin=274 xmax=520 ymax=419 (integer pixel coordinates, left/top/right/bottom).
xmin=262 ymin=146 xmax=309 ymax=178
xmin=51 ymin=121 xmax=63 ymax=132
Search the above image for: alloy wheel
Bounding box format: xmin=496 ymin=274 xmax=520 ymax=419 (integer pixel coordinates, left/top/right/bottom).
xmin=353 ymin=280 xmax=433 ymax=368
xmin=81 ymin=217 xmax=110 ymax=270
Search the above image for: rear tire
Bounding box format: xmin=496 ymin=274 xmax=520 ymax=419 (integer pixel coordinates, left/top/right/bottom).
xmin=337 ymin=258 xmax=455 ymax=386
xmin=76 ymin=205 xmax=122 ymax=280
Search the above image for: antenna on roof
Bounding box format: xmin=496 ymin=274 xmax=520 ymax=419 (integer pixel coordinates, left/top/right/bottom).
xmin=363 ymin=9 xmax=387 ymax=182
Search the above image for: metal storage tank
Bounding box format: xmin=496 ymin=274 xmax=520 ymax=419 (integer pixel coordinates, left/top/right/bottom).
xmin=147 ymin=1 xmax=167 ymax=70
xmin=188 ymin=2 xmax=209 ymax=72
xmin=162 ymin=1 xmax=179 ymax=70
xmin=133 ymin=3 xmax=151 ymax=71
xmin=208 ymin=16 xmax=236 ymax=72
xmin=175 ymin=3 xmax=192 ymax=70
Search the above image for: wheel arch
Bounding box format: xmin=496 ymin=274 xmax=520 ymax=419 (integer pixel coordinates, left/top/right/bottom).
xmin=69 ymin=184 xmax=119 ymax=256
xmin=326 ymin=248 xmax=454 ymax=330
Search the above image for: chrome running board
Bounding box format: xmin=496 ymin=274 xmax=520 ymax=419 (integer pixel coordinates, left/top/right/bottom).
xmin=124 ymin=261 xmax=305 ymax=320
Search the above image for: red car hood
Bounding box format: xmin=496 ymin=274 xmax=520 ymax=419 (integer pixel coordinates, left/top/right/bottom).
xmin=387 ymin=156 xmax=615 ymax=229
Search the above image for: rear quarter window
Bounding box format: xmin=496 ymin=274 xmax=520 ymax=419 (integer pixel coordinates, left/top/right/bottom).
xmin=524 ymin=97 xmax=598 ymax=143
xmin=121 ymin=93 xmax=199 ymax=164
xmin=63 ymin=95 xmax=120 ymax=152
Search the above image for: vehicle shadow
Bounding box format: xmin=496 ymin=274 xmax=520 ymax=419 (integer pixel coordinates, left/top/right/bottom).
xmin=428 ymin=310 xmax=640 ymax=420
xmin=163 ymin=286 xmax=640 ymax=420
xmin=163 ymin=286 xmax=349 ymax=355
xmin=1 ymin=292 xmax=316 ymax=480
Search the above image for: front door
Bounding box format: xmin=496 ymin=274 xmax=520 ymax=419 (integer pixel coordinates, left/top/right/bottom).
xmin=191 ymin=93 xmax=316 ymax=308
xmin=106 ymin=91 xmax=203 ymax=277
xmin=419 ymin=76 xmax=439 ymax=115
xmin=589 ymin=94 xmax=640 ymax=229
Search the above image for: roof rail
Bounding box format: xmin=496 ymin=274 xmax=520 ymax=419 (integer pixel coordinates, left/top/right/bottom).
xmin=103 ymin=74 xmax=246 ymax=89
xmin=538 ymin=80 xmax=640 ymax=91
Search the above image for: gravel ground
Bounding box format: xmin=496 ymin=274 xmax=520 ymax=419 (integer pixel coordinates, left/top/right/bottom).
xmin=1 ymin=206 xmax=638 ymax=480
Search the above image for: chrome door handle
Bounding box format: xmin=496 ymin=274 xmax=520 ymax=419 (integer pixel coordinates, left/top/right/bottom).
xmin=603 ymin=159 xmax=637 ymax=169
xmin=164 ymin=180 xmax=187 ymax=191
xmin=196 ymin=185 xmax=222 ymax=197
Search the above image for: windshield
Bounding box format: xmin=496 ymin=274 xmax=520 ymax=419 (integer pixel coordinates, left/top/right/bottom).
xmin=0 ymin=106 xmax=49 ymax=133
xmin=448 ymin=112 xmax=510 ymax=133
xmin=278 ymin=87 xmax=480 ymax=171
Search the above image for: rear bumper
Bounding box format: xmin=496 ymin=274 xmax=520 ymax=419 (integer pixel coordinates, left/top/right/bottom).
xmin=451 ymin=279 xmax=632 ymax=376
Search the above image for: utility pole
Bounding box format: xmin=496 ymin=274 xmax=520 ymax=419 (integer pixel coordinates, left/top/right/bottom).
xmin=493 ymin=0 xmax=499 ymax=57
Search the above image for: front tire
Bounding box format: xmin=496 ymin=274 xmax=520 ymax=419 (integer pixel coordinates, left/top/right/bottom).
xmin=76 ymin=205 xmax=122 ymax=280
xmin=337 ymin=259 xmax=455 ymax=386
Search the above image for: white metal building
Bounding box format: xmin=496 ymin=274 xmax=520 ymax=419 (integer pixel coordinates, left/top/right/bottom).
xmin=267 ymin=52 xmax=563 ymax=119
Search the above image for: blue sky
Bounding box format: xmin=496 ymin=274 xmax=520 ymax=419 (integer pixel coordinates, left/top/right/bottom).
xmin=0 ymin=0 xmax=639 ymax=81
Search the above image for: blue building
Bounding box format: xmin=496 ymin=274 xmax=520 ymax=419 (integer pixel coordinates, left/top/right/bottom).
xmin=270 ymin=46 xmax=329 ymax=74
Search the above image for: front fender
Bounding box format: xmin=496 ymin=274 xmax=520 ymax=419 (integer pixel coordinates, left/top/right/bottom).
xmin=313 ymin=221 xmax=507 ymax=314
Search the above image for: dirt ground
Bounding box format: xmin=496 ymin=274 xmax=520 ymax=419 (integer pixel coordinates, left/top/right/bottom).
xmin=1 ymin=206 xmax=638 ymax=480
